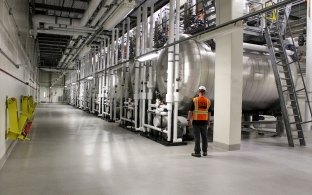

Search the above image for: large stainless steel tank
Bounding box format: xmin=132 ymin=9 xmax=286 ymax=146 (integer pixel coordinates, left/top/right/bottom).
xmin=156 ymin=35 xmax=297 ymax=111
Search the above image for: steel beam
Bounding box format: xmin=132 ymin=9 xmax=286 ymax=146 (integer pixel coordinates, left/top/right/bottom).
xmin=34 ymin=3 xmax=85 ymax=14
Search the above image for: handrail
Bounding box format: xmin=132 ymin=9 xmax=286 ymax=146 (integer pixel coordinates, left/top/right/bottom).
xmin=0 ymin=68 xmax=37 ymax=90
xmin=0 ymin=48 xmax=20 ymax=69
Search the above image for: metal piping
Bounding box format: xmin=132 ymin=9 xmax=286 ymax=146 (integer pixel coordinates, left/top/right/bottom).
xmin=134 ymin=7 xmax=141 ymax=130
xmin=136 ymin=0 xmax=296 ymax=61
xmin=147 ymin=3 xmax=154 ymax=132
xmin=166 ymin=0 xmax=175 ymax=142
xmin=141 ymin=3 xmax=148 ymax=131
xmin=173 ymin=0 xmax=180 ymax=143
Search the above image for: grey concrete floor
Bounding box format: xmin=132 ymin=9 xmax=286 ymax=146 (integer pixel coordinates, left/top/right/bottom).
xmin=1 ymin=104 xmax=312 ymax=195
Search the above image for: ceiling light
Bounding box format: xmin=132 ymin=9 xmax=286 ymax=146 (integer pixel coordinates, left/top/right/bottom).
xmin=137 ymin=51 xmax=160 ymax=62
xmin=87 ymin=76 xmax=94 ymax=80
xmin=102 ymin=0 xmax=136 ymax=30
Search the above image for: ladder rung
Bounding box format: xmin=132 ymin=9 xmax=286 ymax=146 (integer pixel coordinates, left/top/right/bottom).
xmin=290 ymin=120 xmax=312 ymax=125
xmin=296 ymin=88 xmax=305 ymax=93
xmin=292 ymin=137 xmax=304 ymax=140
xmin=279 ymin=70 xmax=288 ymax=73
xmin=283 ymin=89 xmax=292 ymax=93
xmin=273 ymin=43 xmax=282 ymax=46
xmin=271 ymin=37 xmax=280 ymax=41
xmin=282 ymin=85 xmax=291 ymax=88
xmin=288 ymin=114 xmax=299 ymax=117
xmin=280 ymin=77 xmax=290 ymax=80
xmin=283 ymin=90 xmax=295 ymax=95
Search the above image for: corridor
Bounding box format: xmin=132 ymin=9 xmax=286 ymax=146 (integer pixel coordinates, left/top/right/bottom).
xmin=1 ymin=104 xmax=312 ymax=195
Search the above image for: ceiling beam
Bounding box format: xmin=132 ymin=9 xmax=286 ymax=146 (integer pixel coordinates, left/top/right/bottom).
xmin=39 ymin=43 xmax=68 ymax=47
xmin=40 ymin=51 xmax=63 ymax=54
xmin=39 ymin=48 xmax=63 ymax=51
xmin=38 ymin=35 xmax=70 ymax=40
xmin=38 ymin=40 xmax=69 ymax=45
xmin=34 ymin=3 xmax=85 ymax=14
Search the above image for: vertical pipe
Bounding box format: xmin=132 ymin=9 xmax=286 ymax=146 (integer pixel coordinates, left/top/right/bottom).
xmin=110 ymin=30 xmax=115 ymax=120
xmin=173 ymin=0 xmax=180 ymax=142
xmin=113 ymin=29 xmax=118 ymax=121
xmin=120 ymin=20 xmax=126 ymax=122
xmin=141 ymin=3 xmax=148 ymax=132
xmin=147 ymin=3 xmax=154 ymax=130
xmin=166 ymin=0 xmax=175 ymax=142
xmin=102 ymin=39 xmax=106 ymax=115
xmin=125 ymin=17 xmax=130 ymax=100
xmin=134 ymin=7 xmax=142 ymax=130
xmin=306 ymin=0 xmax=312 ymax=130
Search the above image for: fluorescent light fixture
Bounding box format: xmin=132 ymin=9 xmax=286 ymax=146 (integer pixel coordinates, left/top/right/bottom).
xmin=64 ymin=85 xmax=67 ymax=88
xmin=137 ymin=51 xmax=160 ymax=62
xmin=72 ymin=82 xmax=76 ymax=85
xmin=87 ymin=76 xmax=94 ymax=80
xmin=103 ymin=0 xmax=136 ymax=30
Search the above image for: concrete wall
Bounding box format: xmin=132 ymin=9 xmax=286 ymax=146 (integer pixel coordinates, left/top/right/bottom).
xmin=0 ymin=0 xmax=38 ymax=163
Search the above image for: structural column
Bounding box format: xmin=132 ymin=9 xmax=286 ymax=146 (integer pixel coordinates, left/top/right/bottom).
xmin=305 ymin=0 xmax=312 ymax=130
xmin=213 ymin=0 xmax=243 ymax=150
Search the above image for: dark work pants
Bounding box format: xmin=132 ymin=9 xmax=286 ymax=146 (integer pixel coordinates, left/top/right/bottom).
xmin=193 ymin=124 xmax=208 ymax=154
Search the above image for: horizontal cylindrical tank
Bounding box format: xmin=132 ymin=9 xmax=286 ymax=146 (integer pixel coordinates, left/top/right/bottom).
xmin=156 ymin=34 xmax=297 ymax=111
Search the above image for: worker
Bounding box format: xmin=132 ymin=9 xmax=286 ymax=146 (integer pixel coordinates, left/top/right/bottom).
xmin=187 ymin=86 xmax=211 ymax=157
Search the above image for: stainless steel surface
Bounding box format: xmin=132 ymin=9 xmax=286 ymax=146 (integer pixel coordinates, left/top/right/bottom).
xmin=156 ymin=35 xmax=297 ymax=111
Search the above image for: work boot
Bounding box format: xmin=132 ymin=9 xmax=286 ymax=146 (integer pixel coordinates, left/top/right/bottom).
xmin=191 ymin=153 xmax=201 ymax=157
xmin=203 ymin=152 xmax=207 ymax=156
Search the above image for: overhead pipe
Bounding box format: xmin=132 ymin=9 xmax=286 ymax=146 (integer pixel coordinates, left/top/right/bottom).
xmin=91 ymin=0 xmax=115 ymax=27
xmin=80 ymin=0 xmax=103 ymax=26
xmin=166 ymin=0 xmax=175 ymax=142
xmin=36 ymin=29 xmax=89 ymax=37
xmin=40 ymin=0 xmax=108 ymax=69
xmin=173 ymin=0 xmax=181 ymax=142
xmin=58 ymin=36 xmax=79 ymax=67
xmin=243 ymin=43 xmax=294 ymax=55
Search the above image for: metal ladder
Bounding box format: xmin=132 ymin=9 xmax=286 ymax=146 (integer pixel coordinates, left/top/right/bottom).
xmin=264 ymin=5 xmax=312 ymax=147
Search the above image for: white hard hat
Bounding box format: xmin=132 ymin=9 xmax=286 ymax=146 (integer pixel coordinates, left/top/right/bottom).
xmin=198 ymin=86 xmax=206 ymax=91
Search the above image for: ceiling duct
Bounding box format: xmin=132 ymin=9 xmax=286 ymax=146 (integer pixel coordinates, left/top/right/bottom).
xmin=80 ymin=0 xmax=103 ymax=26
xmin=101 ymin=0 xmax=136 ymax=30
xmin=91 ymin=0 xmax=115 ymax=27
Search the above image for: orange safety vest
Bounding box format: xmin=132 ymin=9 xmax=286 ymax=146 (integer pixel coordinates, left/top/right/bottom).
xmin=192 ymin=96 xmax=210 ymax=120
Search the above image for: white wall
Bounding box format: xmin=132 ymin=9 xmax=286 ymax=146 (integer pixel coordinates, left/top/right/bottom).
xmin=39 ymin=70 xmax=64 ymax=103
xmin=39 ymin=86 xmax=49 ymax=103
xmin=39 ymin=86 xmax=64 ymax=103
xmin=0 ymin=0 xmax=38 ymax=161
